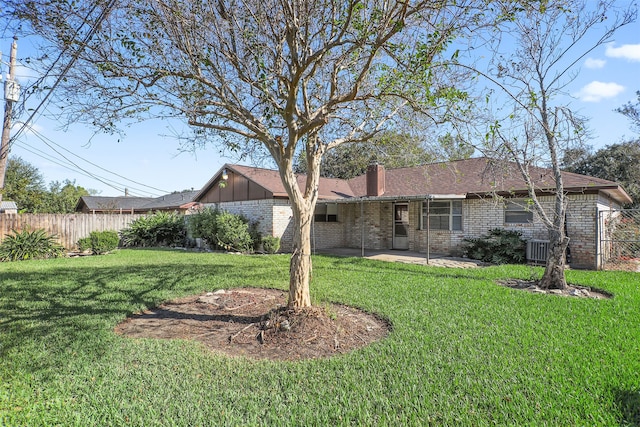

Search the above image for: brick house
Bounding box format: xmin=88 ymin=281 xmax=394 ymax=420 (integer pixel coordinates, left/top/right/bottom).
xmin=193 ymin=158 xmax=631 ymax=269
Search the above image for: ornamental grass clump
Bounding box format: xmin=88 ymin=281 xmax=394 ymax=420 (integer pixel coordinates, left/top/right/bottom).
xmin=0 ymin=228 xmax=65 ymax=261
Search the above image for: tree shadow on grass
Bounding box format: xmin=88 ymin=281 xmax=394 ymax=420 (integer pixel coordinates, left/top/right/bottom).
xmin=0 ymin=259 xmax=285 ymax=373
xmin=615 ymin=389 xmax=640 ymax=426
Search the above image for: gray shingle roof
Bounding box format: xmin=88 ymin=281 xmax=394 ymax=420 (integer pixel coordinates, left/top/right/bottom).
xmin=140 ymin=191 xmax=200 ymax=209
xmin=76 ymin=190 xmax=200 ymax=212
xmin=77 ymin=196 xmax=154 ymax=211
xmin=0 ymin=201 xmax=18 ymax=211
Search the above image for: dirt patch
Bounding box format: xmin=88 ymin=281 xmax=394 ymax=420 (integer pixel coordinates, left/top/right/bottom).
xmin=114 ymin=288 xmax=390 ymax=361
xmin=497 ymin=279 xmax=612 ymax=299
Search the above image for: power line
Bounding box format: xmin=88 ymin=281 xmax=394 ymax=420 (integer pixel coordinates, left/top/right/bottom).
xmin=2 ymin=1 xmax=191 ymax=198
xmin=9 ymin=0 xmax=118 ymax=146
xmin=13 ymin=138 xmax=162 ymax=197
xmin=1 ymin=0 xmax=171 ymax=197
xmin=12 ymin=139 xmax=159 ymax=197
xmin=24 ymin=123 xmax=171 ymax=194
xmin=13 ymin=127 xmax=167 ymax=197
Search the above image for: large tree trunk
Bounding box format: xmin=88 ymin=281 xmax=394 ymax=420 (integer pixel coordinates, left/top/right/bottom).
xmin=288 ymin=202 xmax=313 ymax=308
xmin=538 ymin=229 xmax=569 ymax=290
xmin=276 ymin=142 xmax=322 ymax=309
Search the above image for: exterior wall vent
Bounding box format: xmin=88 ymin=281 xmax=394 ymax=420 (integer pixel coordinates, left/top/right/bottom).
xmin=526 ymin=239 xmax=549 ymax=264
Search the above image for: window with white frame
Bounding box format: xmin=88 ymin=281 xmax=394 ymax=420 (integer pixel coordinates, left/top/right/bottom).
xmin=314 ymin=203 xmax=338 ymax=222
xmin=504 ymin=199 xmax=534 ymax=223
xmin=422 ymin=200 xmax=462 ymax=231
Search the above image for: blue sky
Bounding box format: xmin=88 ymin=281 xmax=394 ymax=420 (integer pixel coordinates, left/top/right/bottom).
xmin=1 ymin=5 xmax=639 ymax=197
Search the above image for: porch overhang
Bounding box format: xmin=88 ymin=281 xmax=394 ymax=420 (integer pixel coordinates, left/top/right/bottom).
xmin=317 ymin=193 xmax=467 ymax=204
xmin=315 ymin=194 xmax=467 ymax=264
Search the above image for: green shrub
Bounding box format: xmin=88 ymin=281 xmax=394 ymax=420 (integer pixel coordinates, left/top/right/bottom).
xmin=187 ymin=207 xmax=220 ymax=245
xmin=462 ymin=228 xmax=526 ymax=264
xmin=89 ymin=230 xmax=119 ymax=254
xmin=262 ymin=236 xmax=281 ymax=254
xmin=247 ymin=219 xmax=262 ymax=251
xmin=120 ymin=212 xmax=186 ymax=247
xmin=215 ymin=211 xmax=254 ymax=252
xmin=0 ymin=228 xmax=65 ymax=261
xmin=188 ymin=208 xmax=260 ymax=252
xmin=77 ymin=236 xmax=92 ymax=252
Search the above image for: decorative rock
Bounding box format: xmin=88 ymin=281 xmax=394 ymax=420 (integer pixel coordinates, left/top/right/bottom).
xmin=280 ymin=319 xmax=291 ymax=331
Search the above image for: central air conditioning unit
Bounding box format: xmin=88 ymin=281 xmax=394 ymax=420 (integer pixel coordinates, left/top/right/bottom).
xmin=526 ymin=240 xmax=549 ymax=264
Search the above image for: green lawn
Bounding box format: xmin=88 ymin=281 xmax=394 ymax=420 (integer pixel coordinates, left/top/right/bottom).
xmin=1 ymin=249 xmax=639 ymax=426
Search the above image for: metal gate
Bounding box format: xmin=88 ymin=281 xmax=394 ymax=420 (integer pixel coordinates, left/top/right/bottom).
xmin=599 ymin=209 xmax=640 ymax=270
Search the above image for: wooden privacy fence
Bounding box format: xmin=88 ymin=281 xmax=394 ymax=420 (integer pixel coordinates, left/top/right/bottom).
xmin=0 ymin=214 xmax=148 ymax=250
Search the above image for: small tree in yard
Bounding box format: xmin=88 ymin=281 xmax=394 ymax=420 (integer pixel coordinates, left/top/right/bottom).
xmin=465 ymin=0 xmax=635 ymax=289
xmin=7 ymin=0 xmax=487 ymax=307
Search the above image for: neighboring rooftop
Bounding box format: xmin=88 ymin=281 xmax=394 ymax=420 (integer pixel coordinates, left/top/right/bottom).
xmin=0 ymin=201 xmax=18 ymax=213
xmin=76 ymin=190 xmax=200 ymax=213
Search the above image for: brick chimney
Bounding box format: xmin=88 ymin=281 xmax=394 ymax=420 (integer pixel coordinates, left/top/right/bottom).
xmin=366 ymin=163 xmax=385 ymax=197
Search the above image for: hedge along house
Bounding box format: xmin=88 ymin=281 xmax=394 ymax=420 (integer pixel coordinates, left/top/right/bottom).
xmin=194 ymin=158 xmax=632 ymax=269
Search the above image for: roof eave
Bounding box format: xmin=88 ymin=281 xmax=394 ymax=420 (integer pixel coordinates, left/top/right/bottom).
xmin=321 ymin=194 xmax=467 ymax=203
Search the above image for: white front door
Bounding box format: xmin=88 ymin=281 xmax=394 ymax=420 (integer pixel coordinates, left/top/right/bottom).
xmin=393 ymin=203 xmax=409 ymax=250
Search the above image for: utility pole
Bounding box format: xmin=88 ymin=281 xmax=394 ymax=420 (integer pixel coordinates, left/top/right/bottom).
xmin=0 ymin=36 xmax=19 ymax=204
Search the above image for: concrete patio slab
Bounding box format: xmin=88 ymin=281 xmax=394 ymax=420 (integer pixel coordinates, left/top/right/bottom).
xmin=315 ymin=248 xmax=486 ymax=268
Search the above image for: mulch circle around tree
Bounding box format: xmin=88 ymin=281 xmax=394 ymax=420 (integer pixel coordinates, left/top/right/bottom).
xmin=497 ymin=279 xmax=612 ymax=299
xmin=114 ymin=288 xmax=391 ymax=361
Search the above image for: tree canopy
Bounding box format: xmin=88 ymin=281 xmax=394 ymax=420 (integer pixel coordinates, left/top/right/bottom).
xmin=45 ymin=179 xmax=95 ymax=213
xmin=1 ymin=156 xmax=94 ymax=213
xmin=2 ymin=157 xmax=46 ymax=212
xmin=294 ymin=131 xmax=474 ymax=179
xmin=563 ymin=140 xmax=640 ymax=208
xmin=616 ymin=90 xmax=640 ymax=132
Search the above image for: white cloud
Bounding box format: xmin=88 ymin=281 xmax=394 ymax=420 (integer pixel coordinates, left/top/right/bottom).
xmin=575 ymin=81 xmax=625 ymax=102
xmin=605 ymin=43 xmax=640 ymax=62
xmin=584 ymin=57 xmax=606 ymax=69
xmin=11 ymin=121 xmax=45 ymax=137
